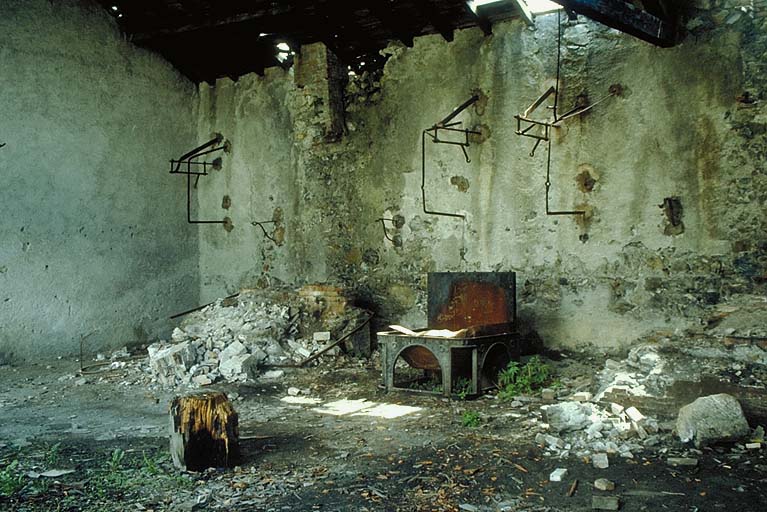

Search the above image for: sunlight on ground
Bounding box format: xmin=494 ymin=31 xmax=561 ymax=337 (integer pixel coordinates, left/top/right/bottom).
xmin=281 ymin=397 xmax=422 ymax=419
xmin=280 ymin=396 xmax=323 ymax=405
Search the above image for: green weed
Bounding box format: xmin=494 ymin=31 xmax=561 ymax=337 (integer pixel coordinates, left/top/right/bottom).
xmin=461 ymin=411 xmax=481 ymax=428
xmin=497 ymin=356 xmax=551 ymax=399
xmin=45 ymin=442 xmax=62 ymax=466
xmin=107 ymin=448 xmax=125 ymax=473
xmin=0 ymin=460 xmax=25 ymax=496
xmin=141 ymin=451 xmax=162 ymax=476
xmin=454 ymin=377 xmax=472 ymax=400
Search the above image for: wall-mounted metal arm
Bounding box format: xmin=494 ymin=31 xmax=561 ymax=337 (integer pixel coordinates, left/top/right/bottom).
xmin=435 ymin=94 xmax=480 ymax=128
xmin=170 ymin=134 xmax=231 ymax=225
xmin=421 ymin=94 xmax=484 ymax=220
xmin=251 ymin=220 xmax=278 ymax=244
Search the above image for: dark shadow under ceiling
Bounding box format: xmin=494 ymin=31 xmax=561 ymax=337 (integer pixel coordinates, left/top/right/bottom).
xmin=96 ymin=0 xmax=680 ymax=83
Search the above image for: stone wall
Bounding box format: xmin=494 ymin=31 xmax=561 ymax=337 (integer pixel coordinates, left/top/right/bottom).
xmin=0 ymin=0 xmax=199 ymax=361
xmin=196 ymin=1 xmax=767 ymax=350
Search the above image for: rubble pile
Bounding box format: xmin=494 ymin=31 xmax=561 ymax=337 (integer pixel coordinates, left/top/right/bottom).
xmin=599 ymin=339 xmax=767 ymax=401
xmin=538 ymin=399 xmax=664 ymax=460
xmin=147 ymin=287 xmax=368 ymax=388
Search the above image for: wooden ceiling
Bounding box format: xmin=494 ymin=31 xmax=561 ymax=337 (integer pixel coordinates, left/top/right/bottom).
xmin=96 ymin=1 xmax=680 ymax=83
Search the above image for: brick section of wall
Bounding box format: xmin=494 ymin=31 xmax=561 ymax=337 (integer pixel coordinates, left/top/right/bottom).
xmin=294 ymin=42 xmax=345 ymax=142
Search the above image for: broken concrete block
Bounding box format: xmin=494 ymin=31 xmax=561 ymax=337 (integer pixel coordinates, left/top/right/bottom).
xmin=746 ymin=442 xmax=761 ymax=450
xmin=594 ymin=478 xmax=615 ymax=491
xmin=313 ymin=331 xmax=331 ymax=342
xmin=541 ymin=388 xmax=556 ymax=400
xmin=192 ymin=375 xmax=212 ymax=386
xmin=219 ymin=340 xmax=247 ymax=363
xmin=288 ymin=387 xmax=301 ymax=396
xmin=676 ymin=393 xmax=750 ymax=448
xmin=535 ymin=433 xmax=547 ymax=445
xmin=592 ymin=453 xmax=609 ymax=469
xmin=667 ymin=457 xmax=698 ymax=467
xmin=572 ymin=392 xmax=592 ymax=402
xmin=261 ymin=369 xmax=284 ymax=379
xmin=610 ymin=403 xmax=624 ymax=416
xmin=545 ymin=402 xmax=592 ymax=433
xmin=148 ymin=342 xmax=195 ymax=386
xmin=625 ymin=406 xmax=645 ymax=424
xmin=592 ymin=496 xmax=620 ymax=510
xmin=219 ymin=353 xmax=253 ymax=380
xmin=549 ymin=468 xmax=568 ymax=482
xmin=545 ymin=434 xmax=565 ymax=449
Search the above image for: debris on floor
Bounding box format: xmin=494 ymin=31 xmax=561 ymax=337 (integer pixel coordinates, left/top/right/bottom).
xmin=146 ymin=287 xmax=369 ymax=388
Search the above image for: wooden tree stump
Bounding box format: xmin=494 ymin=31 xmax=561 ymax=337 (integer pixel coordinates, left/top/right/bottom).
xmin=169 ymin=392 xmax=240 ymax=471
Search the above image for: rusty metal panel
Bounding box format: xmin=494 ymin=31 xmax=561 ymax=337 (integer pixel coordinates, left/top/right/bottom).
xmin=427 ymin=272 xmax=516 ymax=330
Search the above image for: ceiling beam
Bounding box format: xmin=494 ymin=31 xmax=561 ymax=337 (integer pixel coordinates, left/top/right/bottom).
xmin=511 ymin=0 xmax=535 ymax=26
xmin=367 ymin=2 xmax=415 ymax=47
xmin=551 ymin=0 xmax=675 ymax=47
xmin=413 ymin=0 xmax=455 ymax=42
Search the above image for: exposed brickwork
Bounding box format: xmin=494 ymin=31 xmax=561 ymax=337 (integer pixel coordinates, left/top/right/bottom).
xmin=294 ymin=42 xmax=345 ymax=142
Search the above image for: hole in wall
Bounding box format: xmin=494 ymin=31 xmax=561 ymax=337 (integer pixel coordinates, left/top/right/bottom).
xmin=223 ymin=217 xmax=234 ymax=232
xmin=222 ymin=195 xmax=231 ymax=209
xmin=660 ymin=196 xmax=684 ymax=236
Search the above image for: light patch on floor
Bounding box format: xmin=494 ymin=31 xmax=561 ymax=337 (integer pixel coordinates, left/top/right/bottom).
xmin=280 ymin=396 xmax=322 ymax=405
xmin=310 ymin=398 xmax=422 ymax=419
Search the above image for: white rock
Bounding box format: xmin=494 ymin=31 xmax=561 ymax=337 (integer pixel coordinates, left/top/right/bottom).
xmin=545 ymin=434 xmax=565 ymax=449
xmin=219 ymin=353 xmax=253 ymax=380
xmin=572 ymin=392 xmax=592 ymax=402
xmin=592 ymin=453 xmax=609 ymax=469
xmin=545 ymin=402 xmax=592 ymax=433
xmin=313 ymin=331 xmax=331 ymax=342
xmin=594 ymin=478 xmax=615 ymax=491
xmin=610 ymin=403 xmax=624 ymax=415
xmin=625 ymin=406 xmax=645 ymax=424
xmin=219 ymin=340 xmax=247 ymax=363
xmin=261 ymin=369 xmax=285 ymax=379
xmin=192 ymin=375 xmax=212 ymax=386
xmin=676 ymin=394 xmax=750 ymax=448
xmin=549 ymin=468 xmax=568 ymax=482
xmin=288 ymin=387 xmax=301 ymax=396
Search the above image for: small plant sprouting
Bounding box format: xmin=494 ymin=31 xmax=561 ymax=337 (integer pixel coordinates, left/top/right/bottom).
xmin=454 ymin=377 xmax=472 ymax=400
xmin=497 ymin=356 xmax=551 ymax=400
xmin=45 ymin=442 xmax=62 ymax=467
xmin=107 ymin=448 xmax=125 ymax=473
xmin=0 ymin=460 xmax=25 ymax=497
xmin=461 ymin=411 xmax=481 ymax=428
xmin=141 ymin=451 xmax=161 ymax=476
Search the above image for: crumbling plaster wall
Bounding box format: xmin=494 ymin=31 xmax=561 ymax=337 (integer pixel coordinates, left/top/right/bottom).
xmin=0 ymin=0 xmax=199 ymax=361
xmin=196 ymin=69 xmax=298 ymax=299
xmin=197 ymin=1 xmax=767 ymax=350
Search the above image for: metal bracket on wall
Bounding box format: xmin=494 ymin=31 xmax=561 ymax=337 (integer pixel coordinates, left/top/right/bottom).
xmin=250 ymin=220 xmax=279 ymax=244
xmin=376 ymin=216 xmax=405 ymax=245
xmin=514 ymin=10 xmax=620 ymax=217
xmin=169 ymin=133 xmax=231 ymax=225
xmin=421 ymin=94 xmax=482 ymax=220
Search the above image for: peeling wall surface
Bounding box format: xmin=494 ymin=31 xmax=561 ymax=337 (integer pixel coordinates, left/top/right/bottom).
xmin=194 ymin=1 xmax=765 ymax=350
xmin=0 ymin=0 xmax=199 ymax=361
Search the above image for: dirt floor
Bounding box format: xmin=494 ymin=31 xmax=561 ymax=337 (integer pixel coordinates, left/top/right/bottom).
xmin=1 ymin=353 xmax=767 ymax=512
